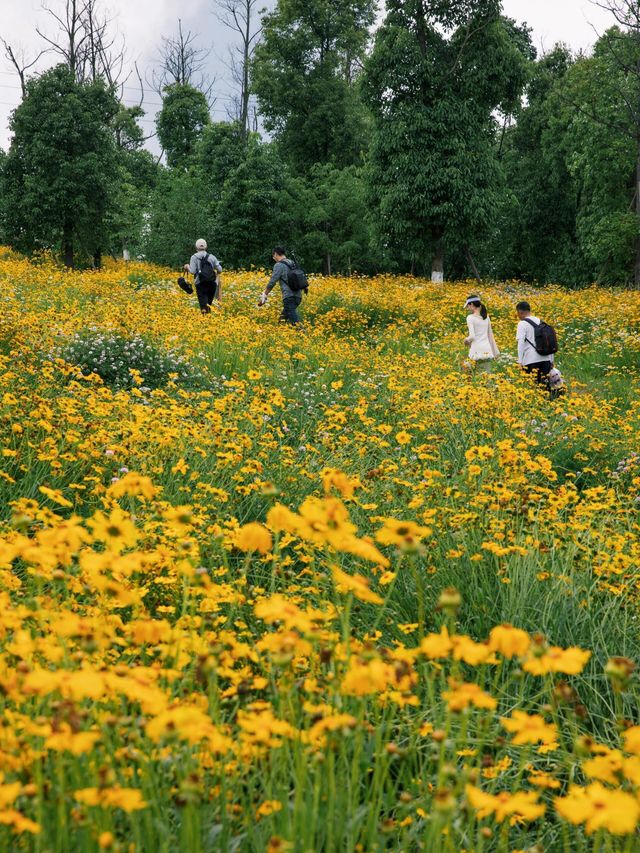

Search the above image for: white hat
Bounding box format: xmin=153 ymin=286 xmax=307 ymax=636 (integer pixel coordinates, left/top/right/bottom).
xmin=195 ymin=238 xmax=207 ymax=251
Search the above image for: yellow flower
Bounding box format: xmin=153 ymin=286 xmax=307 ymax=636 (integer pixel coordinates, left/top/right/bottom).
xmin=87 ymin=508 xmax=138 ymax=553
xmin=234 ymin=523 xmax=273 ymax=554
xmin=555 ymin=783 xmax=640 ymax=835
xmin=523 ymin=645 xmax=591 ymax=676
xmin=451 ymin=635 xmax=491 ymax=665
xmin=341 ymin=658 xmax=395 ymax=696
xmin=45 ymin=728 xmax=100 ymax=755
xmin=500 ymin=711 xmax=558 ymax=746
xmin=420 ymin=625 xmax=453 ymax=659
xmin=256 ymin=800 xmax=282 ymax=819
xmin=331 ymin=565 xmax=384 ymax=604
xmin=488 ymin=624 xmax=531 ymax=659
xmin=107 ymin=472 xmax=158 ymax=500
xmin=375 ymin=518 xmax=431 ymax=550
xmin=442 ymin=680 xmax=497 ymax=712
xmin=466 ymin=785 xmax=545 ymax=823
xmin=395 ymin=431 xmax=412 ymax=445
xmin=623 ymin=726 xmax=640 ymax=755
xmin=74 ymin=787 xmax=147 ymax=813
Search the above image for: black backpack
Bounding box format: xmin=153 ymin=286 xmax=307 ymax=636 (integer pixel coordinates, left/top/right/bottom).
xmin=524 ymin=318 xmax=558 ymax=356
xmin=198 ymin=254 xmax=217 ymax=283
xmin=284 ymin=259 xmax=309 ymax=293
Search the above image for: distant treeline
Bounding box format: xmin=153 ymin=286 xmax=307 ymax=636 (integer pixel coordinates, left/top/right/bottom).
xmin=1 ymin=0 xmax=638 ymax=285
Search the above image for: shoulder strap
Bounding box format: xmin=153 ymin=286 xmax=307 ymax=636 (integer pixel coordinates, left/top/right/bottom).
xmin=523 ymin=318 xmax=537 ymax=329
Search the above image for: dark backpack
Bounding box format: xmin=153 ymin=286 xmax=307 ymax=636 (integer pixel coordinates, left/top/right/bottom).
xmin=284 ymin=259 xmax=309 ymax=293
xmin=524 ymin=318 xmax=558 ymax=356
xmin=198 ymin=254 xmax=217 ymax=283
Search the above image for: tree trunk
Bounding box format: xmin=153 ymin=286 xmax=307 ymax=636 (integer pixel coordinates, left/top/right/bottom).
xmin=431 ymin=238 xmax=444 ymax=283
xmin=240 ymin=3 xmax=251 ymax=139
xmin=465 ymin=246 xmax=482 ymax=284
xmin=62 ymin=222 xmax=74 ymax=268
xmin=93 ymin=249 xmax=102 ymax=269
xmin=635 ymin=145 xmax=640 ymax=288
xmin=123 ymin=241 xmax=130 ymax=262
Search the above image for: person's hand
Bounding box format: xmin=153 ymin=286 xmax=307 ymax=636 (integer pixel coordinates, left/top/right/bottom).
xmin=183 ymin=264 xmax=189 ymax=272
xmin=464 ymin=337 xmax=472 ymax=345
xmin=258 ymin=292 xmax=268 ymax=307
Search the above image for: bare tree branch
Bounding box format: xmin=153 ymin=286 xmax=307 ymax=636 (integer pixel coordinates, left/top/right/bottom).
xmin=1 ymin=39 xmax=46 ymax=97
xmin=150 ymin=19 xmax=215 ymax=102
xmin=215 ymin=0 xmax=262 ymax=136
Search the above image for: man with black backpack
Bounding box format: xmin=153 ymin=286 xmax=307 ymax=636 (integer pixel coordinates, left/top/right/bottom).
xmin=183 ymin=239 xmax=223 ymax=315
xmin=258 ymin=247 xmax=308 ymax=325
xmin=516 ymin=301 xmax=559 ymax=387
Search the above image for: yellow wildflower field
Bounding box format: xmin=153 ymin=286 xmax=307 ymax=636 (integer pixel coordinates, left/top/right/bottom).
xmin=1 ymin=248 xmax=640 ymax=851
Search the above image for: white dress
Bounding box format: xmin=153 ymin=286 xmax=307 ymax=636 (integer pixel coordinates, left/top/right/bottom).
xmin=466 ymin=314 xmax=500 ymax=361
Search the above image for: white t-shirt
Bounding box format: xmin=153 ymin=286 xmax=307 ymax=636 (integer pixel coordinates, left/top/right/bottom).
xmin=466 ymin=314 xmax=499 ymax=361
xmin=516 ymin=316 xmax=554 ymax=366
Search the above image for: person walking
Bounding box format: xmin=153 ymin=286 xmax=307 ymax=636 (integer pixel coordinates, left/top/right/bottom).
xmin=464 ymin=295 xmax=499 ymax=371
xmin=183 ymin=239 xmax=223 ymax=314
xmin=258 ymin=247 xmax=306 ymax=325
xmin=515 ymin=301 xmax=557 ymax=386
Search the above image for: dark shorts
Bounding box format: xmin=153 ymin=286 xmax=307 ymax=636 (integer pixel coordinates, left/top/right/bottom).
xmin=196 ymin=280 xmax=218 ymax=311
xmin=280 ymin=294 xmax=302 ymax=325
xmin=525 ymin=361 xmax=552 ymax=385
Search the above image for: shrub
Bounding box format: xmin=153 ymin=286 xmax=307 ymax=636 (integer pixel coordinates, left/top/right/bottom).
xmin=58 ymin=328 xmax=195 ymax=390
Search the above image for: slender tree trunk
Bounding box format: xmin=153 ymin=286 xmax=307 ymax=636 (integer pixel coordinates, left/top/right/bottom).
xmin=635 ymin=143 xmax=640 ymax=288
xmin=431 ymin=237 xmax=444 ymax=283
xmin=63 ymin=222 xmax=74 ymax=268
xmin=93 ymin=249 xmax=102 ymax=269
xmin=123 ymin=241 xmax=130 ymax=261
xmin=240 ymin=4 xmax=251 ymax=139
xmin=465 ymin=246 xmax=482 ymax=284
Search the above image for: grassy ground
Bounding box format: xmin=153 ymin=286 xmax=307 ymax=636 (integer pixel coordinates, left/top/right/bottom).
xmin=0 ymin=249 xmax=640 ymax=850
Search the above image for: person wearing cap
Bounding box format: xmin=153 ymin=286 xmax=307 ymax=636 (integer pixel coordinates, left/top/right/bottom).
xmin=183 ymin=239 xmax=223 ymax=314
xmin=463 ymin=295 xmax=499 ymax=371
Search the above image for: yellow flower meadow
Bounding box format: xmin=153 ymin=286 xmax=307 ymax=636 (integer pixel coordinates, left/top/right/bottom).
xmin=0 ymin=251 xmax=638 ymax=850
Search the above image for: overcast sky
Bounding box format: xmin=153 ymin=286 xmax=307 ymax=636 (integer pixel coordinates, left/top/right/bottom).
xmin=0 ymin=0 xmax=616 ymax=152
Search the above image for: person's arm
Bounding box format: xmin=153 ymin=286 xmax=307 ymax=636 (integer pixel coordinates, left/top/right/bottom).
xmin=259 ymin=264 xmax=282 ymax=305
xmin=188 ymin=255 xmax=198 ymax=275
xmin=211 ymin=256 xmax=223 ymax=302
xmin=488 ymin=319 xmax=500 ymax=357
xmin=516 ymin=321 xmax=527 ymax=365
xmin=465 ymin=315 xmax=475 ymax=345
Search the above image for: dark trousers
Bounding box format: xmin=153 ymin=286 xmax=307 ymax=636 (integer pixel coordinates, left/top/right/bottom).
xmin=280 ymin=294 xmax=302 ymax=325
xmin=525 ymin=361 xmax=552 ymax=386
xmin=196 ymin=280 xmax=217 ymax=312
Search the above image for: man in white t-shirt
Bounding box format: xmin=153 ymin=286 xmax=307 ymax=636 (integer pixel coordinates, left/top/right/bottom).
xmin=516 ymin=301 xmax=554 ymax=386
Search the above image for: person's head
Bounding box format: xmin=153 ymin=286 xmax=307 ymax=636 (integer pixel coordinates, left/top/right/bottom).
xmin=465 ymin=295 xmax=487 ymax=320
xmin=516 ymin=300 xmax=531 ymax=320
xmin=272 ymin=246 xmax=286 ymax=262
xmin=195 ymin=238 xmax=207 ymax=252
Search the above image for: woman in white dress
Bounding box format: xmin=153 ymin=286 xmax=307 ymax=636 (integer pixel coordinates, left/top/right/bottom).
xmin=464 ymin=295 xmax=500 ymax=370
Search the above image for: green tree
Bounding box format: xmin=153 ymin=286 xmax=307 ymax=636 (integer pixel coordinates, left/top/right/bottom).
xmin=144 ymin=167 xmax=216 ymax=268
xmin=300 ymin=164 xmax=371 ymax=273
xmin=195 ymin=121 xmax=249 ymax=192
xmin=213 ymin=141 xmax=301 ymax=267
xmin=251 ymin=0 xmax=375 ymax=173
xmin=560 ymin=31 xmax=639 ymax=285
xmin=363 ymin=1 xmax=532 ymax=280
xmin=156 ymin=83 xmax=211 ymax=169
xmin=3 ymin=64 xmax=119 ymax=266
xmin=482 ymin=45 xmax=579 ymax=282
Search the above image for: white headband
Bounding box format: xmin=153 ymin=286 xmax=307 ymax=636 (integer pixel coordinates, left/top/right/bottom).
xmin=464 ymin=297 xmax=480 ymax=308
